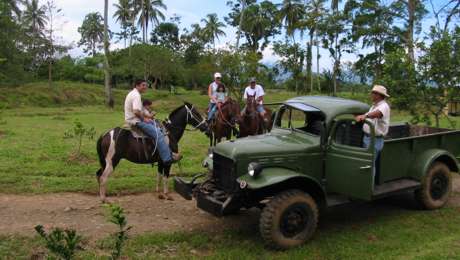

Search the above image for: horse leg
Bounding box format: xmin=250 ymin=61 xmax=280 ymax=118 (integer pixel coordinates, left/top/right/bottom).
xmin=157 ymin=163 xmax=166 ymax=200
xmin=99 ymin=130 xmax=117 ymax=203
xmin=163 ymin=164 xmax=174 ymax=201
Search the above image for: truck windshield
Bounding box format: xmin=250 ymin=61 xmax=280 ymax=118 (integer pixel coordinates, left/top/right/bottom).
xmin=274 ymin=105 xmax=324 ymax=136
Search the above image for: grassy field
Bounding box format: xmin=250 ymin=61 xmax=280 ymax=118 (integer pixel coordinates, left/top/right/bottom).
xmin=1 ymin=82 xmax=460 ymax=259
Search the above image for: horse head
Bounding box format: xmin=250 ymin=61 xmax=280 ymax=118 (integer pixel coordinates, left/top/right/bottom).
xmin=245 ymin=94 xmax=257 ymax=115
xmin=183 ymin=102 xmax=209 ymax=133
xmin=221 ymin=98 xmax=241 ymax=126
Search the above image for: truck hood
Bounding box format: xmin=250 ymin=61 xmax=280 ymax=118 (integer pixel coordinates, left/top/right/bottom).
xmin=213 ymin=128 xmax=320 ymax=160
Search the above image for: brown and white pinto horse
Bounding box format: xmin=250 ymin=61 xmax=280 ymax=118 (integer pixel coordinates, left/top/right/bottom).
xmin=209 ymin=98 xmax=241 ymax=146
xmin=96 ymin=103 xmax=208 ymax=202
xmin=239 ymin=94 xmax=272 ymax=137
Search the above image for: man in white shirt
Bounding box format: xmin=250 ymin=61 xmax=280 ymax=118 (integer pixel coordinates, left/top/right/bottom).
xmin=242 ymin=77 xmax=266 ymax=118
xmin=355 ymin=84 xmax=390 ymax=184
xmin=125 ymin=79 xmax=179 ymax=166
xmin=207 ymin=72 xmax=222 ymax=121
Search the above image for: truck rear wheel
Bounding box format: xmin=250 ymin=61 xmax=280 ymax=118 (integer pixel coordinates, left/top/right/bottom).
xmin=259 ymin=190 xmax=318 ymax=249
xmin=414 ymin=162 xmax=452 ymax=210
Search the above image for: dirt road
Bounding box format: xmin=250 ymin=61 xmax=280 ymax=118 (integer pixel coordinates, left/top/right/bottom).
xmin=1 ymin=178 xmax=459 ymax=239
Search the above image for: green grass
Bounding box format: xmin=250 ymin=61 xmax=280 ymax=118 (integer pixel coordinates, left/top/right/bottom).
xmin=1 ymin=198 xmax=460 ymax=259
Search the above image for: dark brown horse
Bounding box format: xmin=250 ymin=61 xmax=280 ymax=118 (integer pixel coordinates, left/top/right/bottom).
xmin=239 ymin=94 xmax=272 ymax=137
xmin=96 ymin=103 xmax=208 ymax=202
xmin=209 ymin=98 xmax=240 ymax=146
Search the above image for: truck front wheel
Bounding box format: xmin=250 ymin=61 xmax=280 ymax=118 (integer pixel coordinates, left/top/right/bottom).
xmin=259 ymin=190 xmax=318 ymax=249
xmin=415 ymin=162 xmax=452 ymax=210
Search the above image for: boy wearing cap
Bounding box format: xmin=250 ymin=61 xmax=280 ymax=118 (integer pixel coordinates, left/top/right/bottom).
xmin=355 ymin=84 xmax=391 ymax=184
xmin=207 ymin=72 xmax=223 ymax=121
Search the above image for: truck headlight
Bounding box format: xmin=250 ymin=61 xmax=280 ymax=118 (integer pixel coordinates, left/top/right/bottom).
xmin=248 ymin=162 xmax=262 ymax=177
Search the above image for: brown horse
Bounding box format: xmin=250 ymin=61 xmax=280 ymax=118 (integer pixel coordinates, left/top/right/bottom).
xmin=239 ymin=94 xmax=272 ymax=137
xmin=209 ymin=98 xmax=240 ymax=146
xmin=95 ymin=103 xmax=209 ymax=202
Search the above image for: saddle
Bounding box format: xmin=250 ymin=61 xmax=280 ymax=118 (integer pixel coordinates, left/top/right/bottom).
xmin=122 ymin=121 xmax=170 ymax=145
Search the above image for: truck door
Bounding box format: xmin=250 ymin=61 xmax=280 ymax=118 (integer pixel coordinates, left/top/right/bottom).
xmin=325 ymin=119 xmax=375 ymax=200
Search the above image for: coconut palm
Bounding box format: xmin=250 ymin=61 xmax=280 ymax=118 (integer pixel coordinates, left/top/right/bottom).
xmin=201 ymin=13 xmax=226 ymax=49
xmin=277 ymin=0 xmax=306 ymax=41
xmin=113 ymin=0 xmax=133 ymax=47
xmin=5 ymin=0 xmax=23 ymax=18
xmin=23 ymin=0 xmax=47 ymax=37
xmin=137 ymin=0 xmax=167 ymax=43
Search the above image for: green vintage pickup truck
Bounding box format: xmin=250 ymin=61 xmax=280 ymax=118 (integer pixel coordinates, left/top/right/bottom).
xmin=175 ymin=96 xmax=460 ymax=249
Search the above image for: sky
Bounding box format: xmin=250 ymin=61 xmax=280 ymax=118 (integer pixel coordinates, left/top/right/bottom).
xmin=52 ymin=0 xmax=454 ymax=72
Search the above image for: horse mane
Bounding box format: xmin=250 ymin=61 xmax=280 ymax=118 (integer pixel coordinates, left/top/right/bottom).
xmin=168 ymin=102 xmax=193 ymax=118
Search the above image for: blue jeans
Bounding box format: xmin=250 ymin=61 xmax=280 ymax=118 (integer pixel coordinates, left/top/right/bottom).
xmin=242 ymin=104 xmax=265 ymax=114
xmin=136 ymin=121 xmax=172 ymax=163
xmin=363 ymin=135 xmax=384 ymax=184
xmin=208 ymin=103 xmax=217 ymax=120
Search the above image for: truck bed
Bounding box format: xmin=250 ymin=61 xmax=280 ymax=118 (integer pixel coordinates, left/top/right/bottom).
xmin=380 ymin=123 xmax=460 ymax=183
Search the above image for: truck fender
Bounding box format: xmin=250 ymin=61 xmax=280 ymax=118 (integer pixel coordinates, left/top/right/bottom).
xmin=237 ymin=167 xmax=326 ymax=207
xmin=409 ymin=149 xmax=459 ymax=180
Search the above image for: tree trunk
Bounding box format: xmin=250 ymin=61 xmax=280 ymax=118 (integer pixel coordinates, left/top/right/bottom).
xmin=407 ymin=0 xmax=416 ymax=64
xmin=316 ymin=33 xmax=321 ymax=92
xmin=307 ymin=29 xmax=314 ymax=93
xmin=103 ymin=0 xmax=113 ymax=108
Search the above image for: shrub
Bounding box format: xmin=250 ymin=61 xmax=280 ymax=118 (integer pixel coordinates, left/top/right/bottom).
xmin=34 ymin=225 xmax=83 ymax=260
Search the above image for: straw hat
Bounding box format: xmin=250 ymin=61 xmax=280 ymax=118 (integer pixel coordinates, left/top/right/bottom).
xmin=371 ymin=85 xmax=390 ymax=98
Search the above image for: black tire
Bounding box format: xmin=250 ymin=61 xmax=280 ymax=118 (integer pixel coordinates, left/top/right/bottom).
xmin=414 ymin=162 xmax=452 ymax=210
xmin=259 ymin=190 xmax=318 ymax=250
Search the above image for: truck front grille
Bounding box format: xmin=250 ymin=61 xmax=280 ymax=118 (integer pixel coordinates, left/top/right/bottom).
xmin=213 ymin=153 xmax=236 ymax=192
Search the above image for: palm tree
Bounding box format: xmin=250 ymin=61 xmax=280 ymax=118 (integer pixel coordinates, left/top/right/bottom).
xmin=201 ymin=13 xmax=226 ymax=49
xmin=304 ymin=0 xmax=326 ymax=92
xmin=113 ymin=0 xmax=132 ymax=47
xmin=5 ymin=0 xmax=23 ymax=18
xmin=23 ymin=0 xmax=47 ymax=37
xmin=137 ymin=0 xmax=167 ymax=43
xmin=278 ymin=0 xmax=305 ymax=42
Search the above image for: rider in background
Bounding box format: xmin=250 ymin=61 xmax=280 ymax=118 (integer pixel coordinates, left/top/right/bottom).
xmin=242 ymin=77 xmax=267 ymax=120
xmin=207 ymin=72 xmax=222 ymax=122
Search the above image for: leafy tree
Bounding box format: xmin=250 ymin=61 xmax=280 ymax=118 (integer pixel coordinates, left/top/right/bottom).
xmin=391 ymin=0 xmax=427 ymax=65
xmin=349 ymin=0 xmax=397 ymax=83
xmin=64 ymin=119 xmax=96 ymax=157
xmin=226 ymin=0 xmax=280 ymax=52
xmin=201 ymin=13 xmax=227 ymax=49
xmin=23 ymin=0 xmax=47 ymax=38
xmin=23 ymin=0 xmax=49 ymax=73
xmin=78 ymin=12 xmax=105 ymax=57
xmin=0 ymin=1 xmax=27 ymax=85
xmin=273 ymin=41 xmax=305 ymax=93
xmin=416 ymin=27 xmax=460 ymax=127
xmin=151 ymin=22 xmax=180 ymax=50
xmin=318 ymin=0 xmax=353 ymax=96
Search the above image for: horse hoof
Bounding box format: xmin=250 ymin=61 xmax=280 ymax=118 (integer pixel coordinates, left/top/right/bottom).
xmin=166 ymin=194 xmax=174 ymax=201
xmin=158 ymin=193 xmax=166 ymax=200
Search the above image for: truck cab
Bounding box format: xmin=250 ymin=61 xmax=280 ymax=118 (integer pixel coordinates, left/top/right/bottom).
xmin=175 ymin=96 xmax=460 ymax=249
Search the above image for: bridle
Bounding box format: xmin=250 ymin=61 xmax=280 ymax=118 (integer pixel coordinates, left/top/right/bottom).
xmin=164 ymin=104 xmax=207 ymax=132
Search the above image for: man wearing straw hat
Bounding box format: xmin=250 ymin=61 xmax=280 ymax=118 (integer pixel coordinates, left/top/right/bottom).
xmin=355 ymin=85 xmax=390 ymax=184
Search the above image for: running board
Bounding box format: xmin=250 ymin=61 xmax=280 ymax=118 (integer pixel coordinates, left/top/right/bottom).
xmin=372 ymin=179 xmax=420 ymax=199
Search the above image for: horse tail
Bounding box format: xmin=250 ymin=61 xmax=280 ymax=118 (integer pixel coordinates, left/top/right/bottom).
xmin=96 ymin=133 xmax=107 ymax=177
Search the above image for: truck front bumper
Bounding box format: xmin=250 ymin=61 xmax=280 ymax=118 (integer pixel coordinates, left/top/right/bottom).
xmin=174 ymin=176 xmax=241 ymax=217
